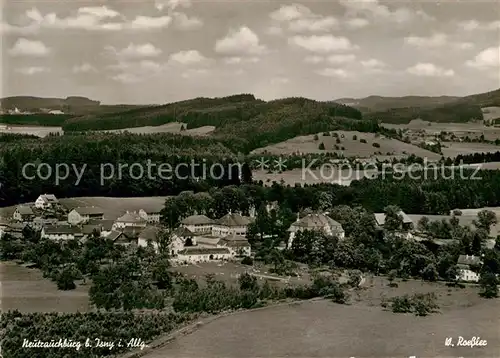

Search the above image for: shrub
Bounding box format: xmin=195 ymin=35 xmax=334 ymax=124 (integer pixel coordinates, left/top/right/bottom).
xmin=336 ymin=138 xmax=341 ymax=144
xmin=352 ymin=135 xmax=358 ymax=140
xmin=323 ymin=132 xmax=330 ymax=136
xmin=313 ymin=134 xmax=319 ymax=140
xmin=372 ymin=142 xmax=380 ymax=148
xmin=319 ymin=142 xmax=325 ymax=150
xmin=389 ymin=293 xmax=439 ymax=316
xmin=360 ymin=139 xmax=367 ymax=143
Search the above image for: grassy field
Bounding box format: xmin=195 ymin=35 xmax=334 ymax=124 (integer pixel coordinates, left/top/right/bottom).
xmin=441 ymin=141 xmax=500 ymax=158
xmin=251 ymin=130 xmax=441 ymax=160
xmin=482 ymin=106 xmax=500 ymax=122
xmin=100 ymin=122 xmax=215 ymax=136
xmin=1 ymin=262 xmax=90 ymax=313
xmin=143 ymin=276 xmax=499 ymax=358
xmin=253 ymin=168 xmax=376 ymax=186
xmin=0 ymin=125 xmax=63 ymax=137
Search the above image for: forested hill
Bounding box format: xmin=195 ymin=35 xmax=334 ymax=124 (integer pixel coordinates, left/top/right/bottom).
xmin=335 ymin=88 xmax=500 ymax=124
xmin=62 ymin=94 xmax=374 ymax=153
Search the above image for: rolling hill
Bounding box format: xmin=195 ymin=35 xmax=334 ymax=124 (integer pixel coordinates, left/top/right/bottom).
xmin=335 ymin=88 xmax=500 ymax=124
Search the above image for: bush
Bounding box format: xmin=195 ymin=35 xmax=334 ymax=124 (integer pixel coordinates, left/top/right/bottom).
xmin=241 ymin=256 xmax=254 ymax=265
xmin=372 ymin=142 xmax=380 ymax=148
xmin=389 ymin=293 xmax=439 ymax=316
xmin=360 ymin=139 xmax=367 ymax=143
xmin=319 ymin=142 xmax=325 ymax=150
xmin=352 ymin=135 xmax=357 ymax=140
xmin=336 ymin=138 xmax=341 ymax=144
xmin=313 ymin=134 xmax=319 ymax=140
xmin=323 ymin=132 xmax=330 ymax=136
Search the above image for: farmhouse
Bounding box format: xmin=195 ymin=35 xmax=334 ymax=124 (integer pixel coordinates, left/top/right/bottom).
xmin=287 ymin=213 xmax=345 ymax=248
xmin=170 ymin=227 xmax=196 ymax=256
xmin=138 ymin=209 xmax=161 ymax=224
xmin=374 ymin=211 xmax=414 ymax=231
xmin=82 ymin=220 xmax=114 ymax=238
xmin=457 ymin=254 xmax=481 ymax=282
xmin=137 ymin=226 xmax=161 ymax=249
xmin=180 ymin=215 xmax=214 ymax=234
xmin=35 ymin=194 xmax=59 ymax=209
xmin=174 ymin=247 xmax=232 ymax=264
xmin=105 ymin=230 xmax=133 ymax=245
xmin=41 ymin=225 xmax=83 ymax=241
xmin=3 ymin=223 xmax=26 ymax=239
xmin=112 ymin=211 xmax=147 ymax=230
xmin=67 ymin=207 xmax=104 ymax=225
xmin=30 ymin=216 xmax=59 ymax=231
xmin=212 ymin=212 xmax=252 ymax=237
xmin=12 ymin=206 xmax=35 ymax=222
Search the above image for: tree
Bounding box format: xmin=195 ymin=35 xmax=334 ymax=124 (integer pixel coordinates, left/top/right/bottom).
xmin=313 ymin=134 xmax=319 ymax=140
xmin=479 ymin=272 xmax=499 ymax=298
xmin=384 ymin=205 xmax=403 ymax=232
xmin=417 ymin=216 xmax=429 ymax=232
xmin=56 ymin=266 xmax=81 ymax=290
xmin=318 ymin=142 xmax=325 ymax=150
xmin=238 ymin=273 xmax=258 ymax=292
xmin=240 ymin=162 xmax=253 ymax=184
xmin=474 ymin=210 xmax=497 ymax=233
xmin=421 ymin=263 xmax=438 ymax=281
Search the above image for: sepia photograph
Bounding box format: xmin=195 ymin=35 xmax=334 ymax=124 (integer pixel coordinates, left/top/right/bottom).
xmin=1 ymin=0 xmax=499 ymax=357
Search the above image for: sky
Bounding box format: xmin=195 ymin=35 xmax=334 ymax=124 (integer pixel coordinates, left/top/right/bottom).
xmin=1 ymin=0 xmax=499 ymax=104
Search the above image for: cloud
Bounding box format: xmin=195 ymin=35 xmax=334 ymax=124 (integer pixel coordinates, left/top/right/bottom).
xmin=406 ymin=63 xmax=454 ymax=77
xmin=404 ymin=33 xmax=447 ymax=48
xmin=15 ymin=66 xmax=50 ymax=75
xmin=270 ymin=4 xmax=337 ymax=33
xmin=169 ymin=50 xmax=208 ymax=64
xmin=270 ymin=76 xmax=290 ymax=85
xmin=326 ymin=54 xmax=356 ymax=64
xmin=105 ymin=43 xmax=162 ymax=58
xmin=8 ymin=7 xmax=171 ymax=32
xmin=72 ymin=63 xmax=98 ymax=73
xmin=361 ymin=58 xmax=386 ymax=69
xmin=155 ymin=0 xmax=192 ymax=11
xmin=288 ymin=35 xmax=357 ymax=53
xmin=466 ymin=46 xmax=500 ymax=69
xmin=109 ymin=60 xmax=166 ymax=82
xmin=111 ymin=73 xmax=143 ymax=83
xmin=459 ymin=20 xmax=500 ymax=31
xmin=345 ymin=18 xmax=370 ymax=29
xmin=304 ymin=55 xmax=324 ymax=64
xmin=182 ymin=68 xmax=209 ymax=79
xmin=223 ymin=56 xmax=260 ymax=65
xmin=8 ymin=38 xmax=50 ymax=57
xmin=172 ymin=12 xmax=203 ymax=30
xmin=215 ymin=26 xmax=266 ymax=56
xmin=315 ymin=68 xmax=350 ymax=78
xmin=338 ymin=0 xmax=432 ymax=23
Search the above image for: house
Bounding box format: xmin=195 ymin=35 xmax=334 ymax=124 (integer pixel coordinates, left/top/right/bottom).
xmin=67 ymin=207 xmax=104 ymax=225
xmin=457 ymin=255 xmax=482 ymax=282
xmin=174 ymin=247 xmax=232 ymax=264
xmin=105 ymin=230 xmax=133 ymax=246
xmin=30 ymin=216 xmax=58 ymax=231
xmin=287 ymin=213 xmax=345 ymax=248
xmin=35 ymin=194 xmax=59 ymax=209
xmin=212 ymin=212 xmax=252 ymax=237
xmin=41 ymin=225 xmax=83 ymax=241
xmin=180 ymin=214 xmax=214 ymax=234
xmin=138 ymin=209 xmax=161 ymax=224
xmin=218 ymin=232 xmax=251 ymax=257
xmin=137 ymin=226 xmax=161 ymax=250
xmin=112 ymin=211 xmax=147 ymax=230
xmin=82 ymin=220 xmax=114 ymax=238
xmin=170 ymin=227 xmax=196 ymax=256
xmin=12 ymin=206 xmax=35 ymax=222
xmin=374 ymin=211 xmax=414 ymax=231
xmin=3 ymin=223 xmax=26 ymax=239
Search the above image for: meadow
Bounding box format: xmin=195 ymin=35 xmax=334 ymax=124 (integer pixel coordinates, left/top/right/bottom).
xmin=0 ymin=125 xmax=63 ymax=137
xmin=100 ymin=122 xmax=215 ymax=136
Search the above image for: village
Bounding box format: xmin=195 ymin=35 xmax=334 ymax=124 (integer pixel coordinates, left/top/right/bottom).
xmin=0 ymin=193 xmax=494 ymax=283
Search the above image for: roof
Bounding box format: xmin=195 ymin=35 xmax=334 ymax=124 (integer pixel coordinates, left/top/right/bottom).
xmin=43 ymin=225 xmax=81 ymax=235
xmin=139 ymin=226 xmax=160 ymax=241
xmin=374 ymin=211 xmax=413 ymax=226
xmin=105 ymin=230 xmax=126 ymax=241
xmin=181 ymin=214 xmax=214 ymax=226
xmin=38 ymin=194 xmax=58 ymax=203
xmin=291 ymin=213 xmax=343 ymax=230
xmin=178 ymin=247 xmax=231 ymax=255
xmin=72 ymin=207 xmax=104 ymax=216
xmin=220 ymin=233 xmax=251 ymax=247
xmin=122 ymin=226 xmax=144 ymax=238
xmin=116 ymin=211 xmax=146 ymax=224
xmin=15 ymin=206 xmax=34 ymax=216
xmin=82 ymin=224 xmax=103 ymax=235
xmin=457 ymin=255 xmax=481 ymax=266
xmin=173 ymin=226 xmax=194 ymax=237
xmin=216 ymin=213 xmax=251 ymax=227
xmin=87 ymin=219 xmax=114 ymax=231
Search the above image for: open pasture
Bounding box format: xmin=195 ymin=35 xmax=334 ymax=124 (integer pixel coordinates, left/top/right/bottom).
xmin=441 ymin=141 xmax=500 ymax=158
xmin=100 ymin=122 xmax=215 ymax=136
xmin=0 ymin=125 xmax=63 ymax=137
xmin=251 ymin=131 xmax=441 ymax=160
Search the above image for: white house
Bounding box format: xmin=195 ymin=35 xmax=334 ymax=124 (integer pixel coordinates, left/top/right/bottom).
xmin=212 ymin=212 xmax=252 ymax=237
xmin=112 ymin=211 xmax=147 ymax=230
xmin=457 ymin=254 xmax=481 ymax=282
xmin=67 ymin=207 xmax=104 ymax=225
xmin=138 ymin=209 xmax=161 ymax=224
xmin=35 ymin=194 xmax=59 ymax=209
xmin=41 ymin=225 xmax=83 ymax=241
xmin=287 ymin=213 xmax=345 ymax=248
xmin=180 ymin=214 xmax=214 ymax=234
xmin=174 ymin=247 xmax=232 ymax=264
xmin=169 ymin=226 xmax=196 ymax=256
xmin=12 ymin=206 xmax=35 ymax=222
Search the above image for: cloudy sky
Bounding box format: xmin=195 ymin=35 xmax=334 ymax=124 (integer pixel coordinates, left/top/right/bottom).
xmin=1 ymin=0 xmax=499 ymax=104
